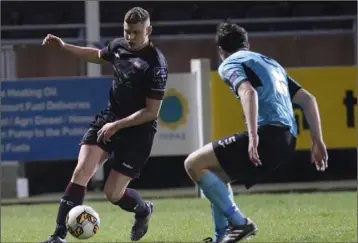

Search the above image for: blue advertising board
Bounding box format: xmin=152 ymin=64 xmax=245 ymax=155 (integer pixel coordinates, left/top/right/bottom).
xmin=1 ymin=77 xmax=112 ymax=162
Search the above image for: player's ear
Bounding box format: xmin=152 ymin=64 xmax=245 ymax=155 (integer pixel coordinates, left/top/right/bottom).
xmin=146 ymin=25 xmax=152 ymax=36
xmin=218 ymin=47 xmax=225 ymax=60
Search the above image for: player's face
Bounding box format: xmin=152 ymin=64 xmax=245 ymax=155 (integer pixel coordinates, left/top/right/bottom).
xmin=124 ymin=22 xmax=152 ymax=50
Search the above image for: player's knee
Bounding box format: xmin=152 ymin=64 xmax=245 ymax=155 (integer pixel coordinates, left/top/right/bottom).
xmin=184 ymin=152 xmax=202 ymax=177
xmin=184 ymin=153 xmax=194 ymax=174
xmin=104 ymin=185 xmax=125 ymax=204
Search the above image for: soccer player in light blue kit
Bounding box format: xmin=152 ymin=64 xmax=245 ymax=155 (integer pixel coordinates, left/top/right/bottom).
xmin=185 ymin=21 xmax=328 ymax=243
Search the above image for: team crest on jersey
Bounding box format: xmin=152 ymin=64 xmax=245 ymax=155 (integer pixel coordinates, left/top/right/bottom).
xmin=154 ymin=67 xmax=167 ymax=78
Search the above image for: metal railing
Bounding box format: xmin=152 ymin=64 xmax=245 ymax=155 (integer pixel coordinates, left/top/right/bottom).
xmin=1 ymin=15 xmax=356 ymax=31
xmin=1 ymin=15 xmax=357 ymax=46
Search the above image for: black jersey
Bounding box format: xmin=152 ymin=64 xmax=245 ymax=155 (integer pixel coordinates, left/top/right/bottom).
xmin=99 ymin=38 xmax=168 ymax=128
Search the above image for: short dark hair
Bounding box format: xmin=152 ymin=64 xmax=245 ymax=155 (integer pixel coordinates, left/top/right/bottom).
xmin=124 ymin=7 xmax=150 ymax=24
xmin=215 ymin=21 xmax=249 ymax=53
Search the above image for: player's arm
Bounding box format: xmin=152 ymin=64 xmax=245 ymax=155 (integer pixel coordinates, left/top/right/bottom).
xmin=218 ymin=63 xmax=258 ymax=137
xmin=42 ymin=34 xmax=112 ymax=64
xmin=62 ymin=43 xmax=104 ymax=64
xmin=288 ymin=76 xmax=323 ymax=142
xmin=114 ymin=64 xmax=168 ymax=129
xmin=219 ymin=63 xmax=261 ymax=165
xmin=63 ymin=39 xmax=119 ymax=64
xmin=114 ymin=99 xmax=163 ymax=129
xmin=237 ymin=81 xmax=259 ymax=137
xmin=290 ymin=76 xmax=328 ymax=170
xmin=291 ymin=83 xmax=323 ymax=142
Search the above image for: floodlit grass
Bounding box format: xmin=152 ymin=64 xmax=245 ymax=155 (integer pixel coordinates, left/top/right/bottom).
xmin=2 ymin=192 xmax=356 ymax=242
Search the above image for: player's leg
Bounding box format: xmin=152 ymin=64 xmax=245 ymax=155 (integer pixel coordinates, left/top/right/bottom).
xmin=211 ymin=126 xmax=295 ymax=243
xmin=202 ymin=169 xmax=234 ymax=243
xmin=104 ymin=169 xmax=152 ymax=241
xmin=104 ymin=169 xmax=150 ymax=215
xmin=184 ymin=142 xmax=248 ymax=225
xmin=42 ymin=110 xmax=114 ymax=243
xmin=185 ymin=133 xmax=258 ymax=243
xmin=43 ymin=144 xmax=109 ymax=243
xmin=105 ymin=127 xmax=155 ymax=241
xmin=207 ymin=182 xmax=234 ymax=243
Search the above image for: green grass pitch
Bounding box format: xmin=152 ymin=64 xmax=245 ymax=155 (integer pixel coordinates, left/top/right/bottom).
xmin=2 ymin=191 xmax=356 ymax=242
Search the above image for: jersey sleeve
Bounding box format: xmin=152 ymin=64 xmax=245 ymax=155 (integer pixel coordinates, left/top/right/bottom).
xmin=287 ymin=75 xmax=302 ymax=99
xmin=99 ymin=39 xmax=119 ymax=62
xmin=146 ymin=63 xmax=168 ymax=100
xmin=218 ymin=62 xmax=248 ymax=96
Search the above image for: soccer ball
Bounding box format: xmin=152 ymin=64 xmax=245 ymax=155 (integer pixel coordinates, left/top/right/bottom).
xmin=65 ymin=205 xmax=100 ymax=239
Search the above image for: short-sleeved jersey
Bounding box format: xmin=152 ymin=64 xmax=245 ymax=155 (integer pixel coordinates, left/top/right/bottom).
xmin=218 ymin=50 xmax=301 ymax=137
xmin=100 ymin=38 xmax=168 ymax=129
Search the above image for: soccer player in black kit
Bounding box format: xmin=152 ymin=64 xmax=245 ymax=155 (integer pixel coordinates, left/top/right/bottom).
xmin=40 ymin=7 xmax=168 ymax=243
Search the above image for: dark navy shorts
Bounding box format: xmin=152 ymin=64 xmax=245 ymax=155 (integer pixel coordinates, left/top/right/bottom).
xmin=81 ymin=108 xmax=155 ymax=178
xmin=213 ymin=125 xmax=296 ymax=189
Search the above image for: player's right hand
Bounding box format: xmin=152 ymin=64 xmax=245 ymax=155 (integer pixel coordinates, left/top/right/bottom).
xmin=311 ymin=140 xmax=328 ymax=172
xmin=248 ymin=135 xmax=262 ymax=167
xmin=42 ymin=34 xmax=65 ymax=48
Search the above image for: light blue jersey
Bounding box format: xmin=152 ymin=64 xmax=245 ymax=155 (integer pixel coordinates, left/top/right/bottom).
xmin=218 ymin=50 xmax=301 ymax=137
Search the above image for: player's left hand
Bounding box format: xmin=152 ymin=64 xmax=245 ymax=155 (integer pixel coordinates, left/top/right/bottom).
xmin=97 ymin=122 xmax=120 ymax=144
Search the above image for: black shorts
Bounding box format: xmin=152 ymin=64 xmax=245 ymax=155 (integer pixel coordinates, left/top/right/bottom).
xmin=81 ymin=108 xmax=155 ymax=178
xmin=213 ymin=125 xmax=296 ymax=189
